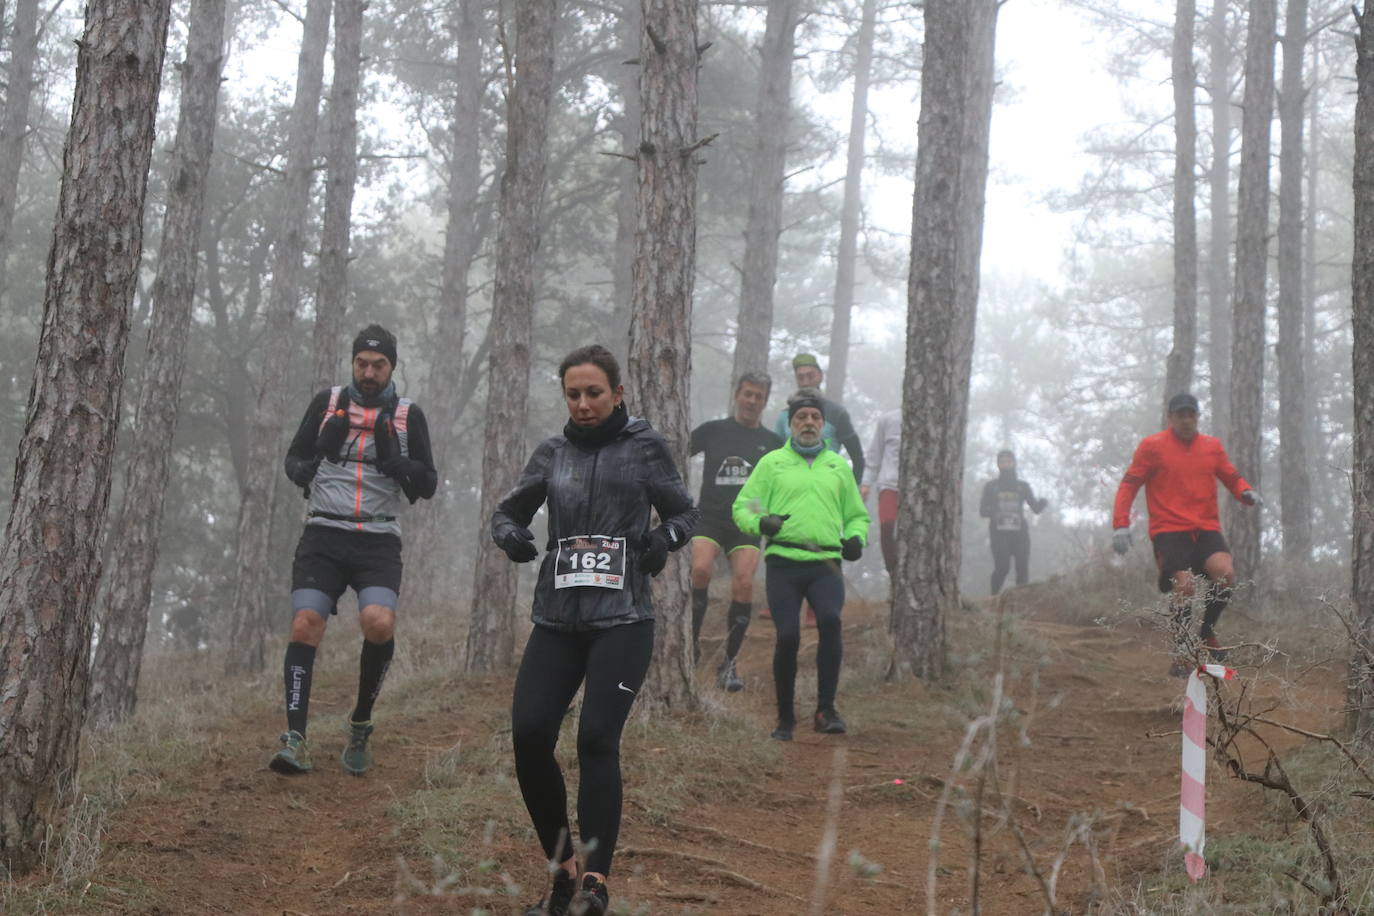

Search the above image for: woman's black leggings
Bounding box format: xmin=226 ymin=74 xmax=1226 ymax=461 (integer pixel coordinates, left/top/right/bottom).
xmin=765 ymin=559 xmax=845 ymax=723
xmin=511 ymin=620 xmax=653 ymax=876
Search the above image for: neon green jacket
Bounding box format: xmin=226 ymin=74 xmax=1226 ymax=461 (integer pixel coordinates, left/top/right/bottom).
xmin=732 ymin=442 xmax=869 ymax=562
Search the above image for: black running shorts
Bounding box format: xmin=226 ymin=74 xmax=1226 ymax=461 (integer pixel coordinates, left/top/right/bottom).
xmin=291 ymin=524 xmax=403 ymax=602
xmin=1152 ymin=529 xmax=1229 ymax=593
xmin=691 ymin=514 xmax=761 ymax=555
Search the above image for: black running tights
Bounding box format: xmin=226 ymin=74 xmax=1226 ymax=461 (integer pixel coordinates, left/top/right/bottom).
xmin=511 ymin=620 xmax=653 ymax=877
xmin=765 ymin=561 xmax=845 ymax=723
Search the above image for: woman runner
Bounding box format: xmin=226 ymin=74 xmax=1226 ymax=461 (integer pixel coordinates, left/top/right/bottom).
xmin=493 ymin=344 xmax=699 ymax=916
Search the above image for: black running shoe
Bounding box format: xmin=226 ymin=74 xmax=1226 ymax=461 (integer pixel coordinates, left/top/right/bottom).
xmin=770 ymin=721 xmax=794 ymax=741
xmin=716 ymin=657 xmax=744 ymax=692
xmin=524 ymin=868 xmax=577 ymax=916
xmin=814 ymin=707 xmax=847 ymax=734
xmin=568 ymin=874 xmax=608 ymax=916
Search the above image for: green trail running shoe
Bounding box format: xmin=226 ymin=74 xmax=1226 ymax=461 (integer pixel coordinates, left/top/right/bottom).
xmin=341 ymin=720 xmax=374 ymax=775
xmin=269 ymin=730 xmax=312 ymax=774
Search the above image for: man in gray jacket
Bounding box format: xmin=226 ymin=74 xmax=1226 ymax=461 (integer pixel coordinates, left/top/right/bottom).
xmin=270 ymin=325 xmax=437 ymax=776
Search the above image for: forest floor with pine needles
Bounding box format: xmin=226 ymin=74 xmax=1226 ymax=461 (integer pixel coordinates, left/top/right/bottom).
xmin=3 ymin=557 xmax=1370 ymax=914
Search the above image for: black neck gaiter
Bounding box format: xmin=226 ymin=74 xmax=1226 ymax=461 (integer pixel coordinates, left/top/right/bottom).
xmin=564 ymin=403 xmax=630 ymax=447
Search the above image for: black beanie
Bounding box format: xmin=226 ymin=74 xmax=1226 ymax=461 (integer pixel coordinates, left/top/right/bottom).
xmin=352 ymin=324 xmax=398 ymax=367
xmin=788 ymin=390 xmax=826 ymax=420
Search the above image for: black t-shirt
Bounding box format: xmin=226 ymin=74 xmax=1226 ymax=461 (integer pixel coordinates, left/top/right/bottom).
xmin=689 ymin=418 xmax=783 ymax=520
xmin=978 ymin=474 xmax=1046 ymax=534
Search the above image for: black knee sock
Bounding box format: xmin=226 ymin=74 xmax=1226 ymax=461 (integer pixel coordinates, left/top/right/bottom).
xmin=351 ymin=638 xmax=394 ymax=723
xmin=691 ymin=588 xmax=709 ymax=643
xmin=724 ymin=601 xmax=752 ymax=659
xmin=1200 ymin=587 xmax=1231 ymax=640
xmin=284 ymin=641 xmax=316 ymax=736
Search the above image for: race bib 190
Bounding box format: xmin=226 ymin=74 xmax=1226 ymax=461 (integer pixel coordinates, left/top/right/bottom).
xmin=714 ymin=456 xmax=754 ymax=487
xmin=554 ymin=534 xmax=627 ymax=590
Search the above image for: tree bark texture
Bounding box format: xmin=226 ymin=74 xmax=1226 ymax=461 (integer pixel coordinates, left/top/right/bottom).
xmin=311 ymin=0 xmax=366 ymax=391
xmin=0 ymin=0 xmax=40 ymax=302
xmin=410 ymin=0 xmax=485 ymax=609
xmin=465 ymin=0 xmax=555 ymax=673
xmin=1207 ymin=0 xmax=1233 ymax=437
xmin=728 ymin=0 xmax=799 ymax=390
xmin=1226 ymin=0 xmax=1276 ymax=597
xmin=825 ymin=0 xmax=876 ymax=404
xmin=0 ymin=0 xmax=171 ymax=870
xmin=1164 ymin=0 xmax=1199 ymax=421
xmin=1349 ymin=3 xmax=1374 ymax=740
xmin=88 ymin=0 xmax=228 ymax=725
xmin=889 ymin=0 xmax=998 ymax=682
xmin=1276 ymin=0 xmax=1312 ymax=561
xmin=611 ymin=0 xmax=643 ymax=351
xmin=629 ymin=0 xmax=700 ymax=712
xmin=227 ymin=0 xmax=331 ymax=673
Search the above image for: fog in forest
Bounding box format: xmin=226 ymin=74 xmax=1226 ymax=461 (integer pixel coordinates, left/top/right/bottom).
xmin=0 ymin=0 xmax=1355 ymax=639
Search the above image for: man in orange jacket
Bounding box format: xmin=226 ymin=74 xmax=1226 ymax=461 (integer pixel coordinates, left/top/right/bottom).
xmin=1112 ymin=393 xmax=1261 ymax=673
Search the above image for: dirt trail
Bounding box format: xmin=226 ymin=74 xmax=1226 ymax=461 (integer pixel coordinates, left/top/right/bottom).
xmin=86 ymin=591 xmax=1345 ymax=915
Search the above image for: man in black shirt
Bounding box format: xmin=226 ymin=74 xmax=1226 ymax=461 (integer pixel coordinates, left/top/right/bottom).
xmin=689 ymin=371 xmax=782 ymax=690
xmin=979 ymin=449 xmax=1047 ymax=595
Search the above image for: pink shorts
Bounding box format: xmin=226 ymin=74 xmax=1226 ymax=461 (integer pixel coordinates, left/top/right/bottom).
xmin=878 ymin=489 xmax=899 ymax=526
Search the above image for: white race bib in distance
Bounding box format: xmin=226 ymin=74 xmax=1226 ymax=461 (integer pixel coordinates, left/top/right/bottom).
xmin=554 ymin=534 xmax=628 ymax=590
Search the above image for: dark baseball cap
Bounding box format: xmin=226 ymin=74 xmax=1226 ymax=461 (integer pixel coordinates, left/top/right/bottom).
xmin=1168 ymin=393 xmax=1200 ymax=413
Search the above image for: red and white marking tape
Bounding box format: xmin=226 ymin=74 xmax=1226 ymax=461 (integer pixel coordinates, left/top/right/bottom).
xmin=1180 ymin=663 xmax=1235 ymax=881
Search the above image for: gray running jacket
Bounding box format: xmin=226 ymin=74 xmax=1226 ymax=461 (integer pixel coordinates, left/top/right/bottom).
xmin=492 ymin=416 xmax=700 ymax=631
xmin=285 ymin=386 xmax=438 ymax=536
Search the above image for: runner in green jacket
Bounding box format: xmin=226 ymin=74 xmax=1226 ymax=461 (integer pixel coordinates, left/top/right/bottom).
xmin=733 ymin=388 xmax=869 ymax=739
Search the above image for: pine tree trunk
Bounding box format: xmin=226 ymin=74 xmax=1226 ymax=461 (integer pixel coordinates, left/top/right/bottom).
xmin=1304 ymin=55 xmax=1320 ymax=481
xmin=465 ymin=0 xmax=555 ymax=673
xmin=1226 ymin=0 xmax=1276 ymax=599
xmin=1207 ymin=0 xmax=1233 ymax=436
xmin=88 ymin=0 xmax=228 ymax=725
xmin=826 ymin=0 xmax=876 ymax=404
xmin=409 ymin=0 xmax=485 ymax=610
xmin=630 ymin=0 xmax=701 ymax=711
xmin=311 ymin=0 xmax=365 ymax=391
xmin=227 ymin=0 xmax=331 ymax=673
xmin=1276 ymin=0 xmax=1312 ymax=562
xmin=729 ymin=0 xmax=799 ymax=389
xmin=610 ymin=0 xmax=643 ymax=351
xmin=889 ymin=0 xmax=998 ymax=681
xmin=0 ymin=0 xmax=171 ymax=870
xmin=1164 ymin=0 xmax=1199 ymax=419
xmin=1349 ymin=2 xmax=1374 ymax=741
xmin=0 ymin=0 xmax=39 ymax=302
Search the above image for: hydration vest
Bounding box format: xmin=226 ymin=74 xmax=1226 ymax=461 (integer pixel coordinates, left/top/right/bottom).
xmin=307 ymin=386 xmax=414 ymax=535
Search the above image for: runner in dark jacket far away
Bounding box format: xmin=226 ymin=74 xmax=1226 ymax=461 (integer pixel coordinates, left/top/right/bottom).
xmin=1112 ymin=393 xmax=1260 ymax=676
xmin=978 ymin=449 xmax=1047 ymax=594
xmin=689 ymin=370 xmax=782 ymax=691
xmin=270 ymin=325 xmax=438 ymax=777
xmin=493 ymin=344 xmax=699 ymax=916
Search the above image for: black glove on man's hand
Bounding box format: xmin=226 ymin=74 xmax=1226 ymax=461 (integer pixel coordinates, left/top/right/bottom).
xmin=841 ymin=536 xmax=863 ymax=562
xmin=315 ymin=389 xmax=352 ymax=458
xmin=759 ymin=513 xmax=790 ymax=538
xmin=379 ymin=456 xmax=425 ymax=482
xmin=499 ymin=526 xmax=538 ymax=563
xmin=636 ymin=527 xmax=672 ymax=576
xmin=287 ymin=457 xmax=321 ymax=489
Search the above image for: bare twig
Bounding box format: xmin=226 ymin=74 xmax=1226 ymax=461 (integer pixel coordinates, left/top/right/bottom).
xmin=810 ymin=748 xmax=847 ymax=915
